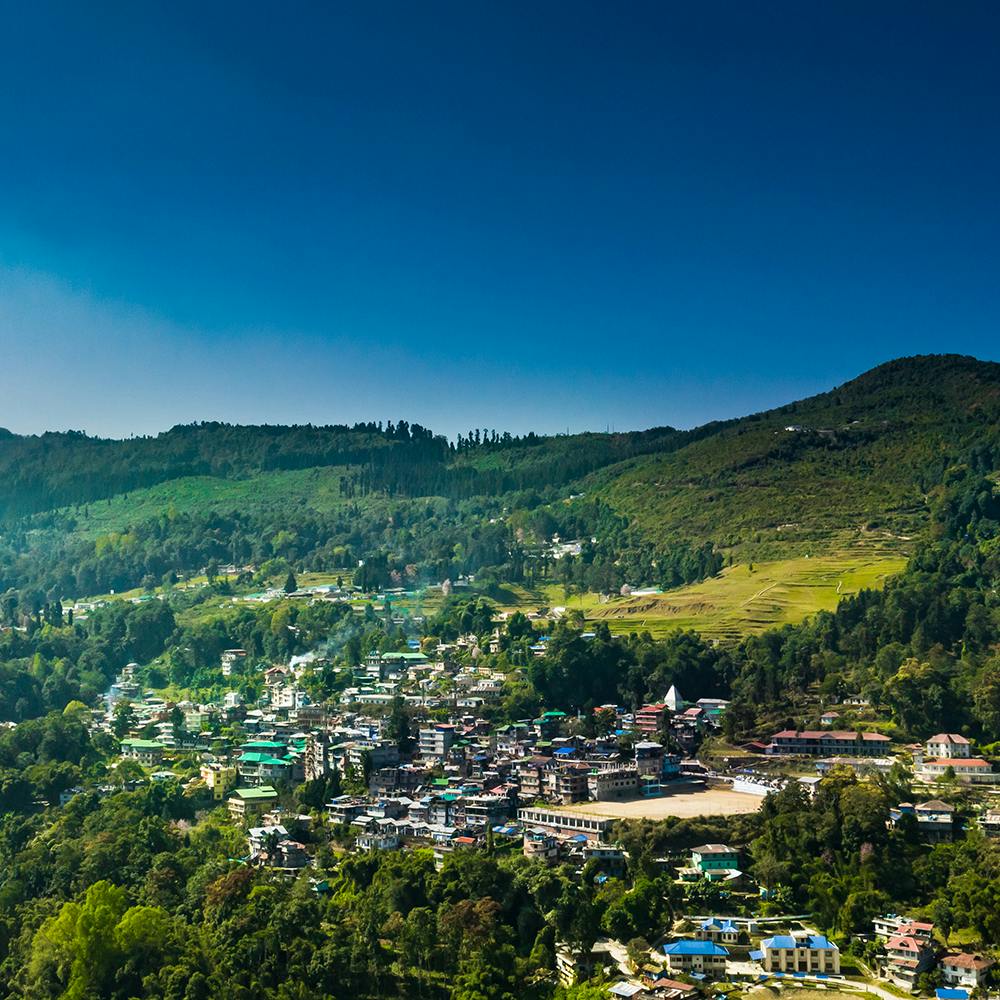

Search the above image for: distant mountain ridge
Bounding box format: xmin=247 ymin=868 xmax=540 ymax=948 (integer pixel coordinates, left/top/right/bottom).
xmin=1 ymin=354 xmax=998 ymax=578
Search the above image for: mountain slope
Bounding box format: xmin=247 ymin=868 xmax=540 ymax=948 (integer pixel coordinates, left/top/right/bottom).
xmin=1 ymin=354 xmax=998 ymax=604
xmin=591 ymin=354 xmax=1000 ymax=558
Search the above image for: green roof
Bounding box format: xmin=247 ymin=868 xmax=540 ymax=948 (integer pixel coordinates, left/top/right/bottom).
xmin=239 ymin=753 xmax=289 ymax=766
xmin=121 ymin=738 xmax=165 ymax=749
xmin=231 ymin=786 xmax=278 ymax=800
xmin=242 ymin=740 xmax=286 ymax=749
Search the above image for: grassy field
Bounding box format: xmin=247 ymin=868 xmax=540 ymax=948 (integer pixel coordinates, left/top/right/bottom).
xmin=500 ymin=549 xmax=907 ymax=641
xmin=61 ymin=468 xmax=356 ymax=538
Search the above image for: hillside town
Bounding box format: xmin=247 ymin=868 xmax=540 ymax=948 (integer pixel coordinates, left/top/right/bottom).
xmin=84 ymin=612 xmax=1000 ymax=1000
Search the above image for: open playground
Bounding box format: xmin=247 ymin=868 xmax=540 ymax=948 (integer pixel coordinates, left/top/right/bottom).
xmin=556 ymin=785 xmax=763 ymax=821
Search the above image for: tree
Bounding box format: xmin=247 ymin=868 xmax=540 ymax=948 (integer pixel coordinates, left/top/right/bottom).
xmin=284 ymin=571 xmax=298 ymax=594
xmin=112 ymin=700 xmax=136 ymax=738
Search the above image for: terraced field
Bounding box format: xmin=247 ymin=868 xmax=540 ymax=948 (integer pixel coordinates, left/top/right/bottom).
xmin=510 ymin=548 xmax=908 ymax=641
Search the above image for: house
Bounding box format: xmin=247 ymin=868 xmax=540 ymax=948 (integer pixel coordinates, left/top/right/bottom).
xmin=873 ymin=916 xmax=934 ymax=943
xmin=940 ymin=953 xmax=994 ymax=989
xmin=884 ymin=934 xmax=936 ymax=990
xmin=687 ymin=844 xmax=740 ymax=881
xmin=119 ymin=738 xmax=166 ymax=764
xmin=523 ymin=830 xmax=560 ymax=864
xmin=820 ymin=711 xmax=840 ymax=727
xmin=356 ymin=831 xmax=401 ymax=851
xmin=697 ymin=918 xmax=740 ymax=945
xmin=913 ymin=800 xmax=955 ymax=841
xmin=925 ymin=734 xmax=971 ymax=759
xmin=608 ymin=984 xmax=646 ymax=999
xmin=644 ymin=976 xmax=697 ymax=1000
xmin=980 ymin=808 xmax=1000 ymax=837
xmin=227 ymin=785 xmax=279 ymax=823
xmin=758 ymin=932 xmax=840 ymax=974
xmin=661 ymin=940 xmax=729 ymax=977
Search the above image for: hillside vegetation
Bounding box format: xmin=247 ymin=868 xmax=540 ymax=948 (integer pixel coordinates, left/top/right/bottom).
xmin=0 ymin=355 xmax=997 ymax=613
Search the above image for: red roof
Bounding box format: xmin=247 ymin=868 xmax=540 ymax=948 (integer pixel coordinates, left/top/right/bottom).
xmin=923 ymin=757 xmax=991 ymax=767
xmin=887 ymin=935 xmax=922 ymax=952
xmin=943 ymin=954 xmax=995 ymax=970
xmin=772 ymin=729 xmax=890 ymax=742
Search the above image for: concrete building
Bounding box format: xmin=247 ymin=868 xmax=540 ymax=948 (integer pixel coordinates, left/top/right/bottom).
xmin=758 ymin=933 xmax=840 ymax=974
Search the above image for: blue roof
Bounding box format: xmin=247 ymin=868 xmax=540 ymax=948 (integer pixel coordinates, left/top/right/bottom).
xmin=749 ymin=950 xmax=764 ymax=961
xmin=664 ymin=940 xmax=730 ymax=957
xmin=936 ymin=991 xmax=969 ymax=1000
xmin=554 ymin=747 xmax=576 ymax=755
xmin=701 ymin=918 xmax=737 ymax=932
xmin=762 ymin=935 xmax=837 ymax=951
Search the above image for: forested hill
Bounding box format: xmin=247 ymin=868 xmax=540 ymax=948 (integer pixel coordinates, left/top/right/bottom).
xmin=0 ymin=420 xmax=694 ymax=521
xmin=0 ymin=354 xmax=998 ymax=599
xmin=595 ymin=353 xmax=1000 ymax=557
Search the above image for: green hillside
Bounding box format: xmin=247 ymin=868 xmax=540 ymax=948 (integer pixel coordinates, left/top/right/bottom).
xmin=2 ymin=355 xmax=998 ymax=610
xmin=592 ymin=354 xmax=1000 ymax=558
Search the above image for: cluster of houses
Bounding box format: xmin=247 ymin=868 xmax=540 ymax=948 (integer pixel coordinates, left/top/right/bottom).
xmin=873 ymin=914 xmax=995 ymax=995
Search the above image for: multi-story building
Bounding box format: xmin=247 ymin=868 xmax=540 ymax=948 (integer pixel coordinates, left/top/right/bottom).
xmin=759 ymin=933 xmax=840 ymax=974
xmin=200 ymin=762 xmax=238 ymax=800
xmin=925 ymin=734 xmax=971 ymax=759
xmin=634 ymin=704 xmax=668 ymax=735
xmin=768 ymin=730 xmax=892 ymax=756
xmin=238 ymin=751 xmax=292 ymax=786
xmin=589 ymin=766 xmax=640 ymax=801
xmin=516 ymin=807 xmax=613 ymax=842
xmin=884 ymin=934 xmax=935 ymax=990
xmin=119 ymin=738 xmax=166 ymax=765
xmin=690 ymin=844 xmax=740 ymax=877
xmin=661 ymin=940 xmax=729 ymax=977
xmin=523 ymin=830 xmax=560 ymax=864
xmin=227 ymin=785 xmax=279 ymax=823
xmin=419 ymin=724 xmax=457 ymax=759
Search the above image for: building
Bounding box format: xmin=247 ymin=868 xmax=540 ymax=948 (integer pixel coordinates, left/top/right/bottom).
xmin=873 ymin=916 xmax=935 ymax=944
xmin=200 ymin=762 xmax=238 ymax=801
xmin=690 ymin=844 xmax=740 ymax=875
xmin=758 ymin=933 xmax=840 ymax=974
xmin=980 ymin=809 xmax=1000 ymax=837
xmin=697 ymin=918 xmax=740 ymax=945
xmin=523 ymin=830 xmax=560 ymax=864
xmin=589 ymin=766 xmax=640 ymax=801
xmin=884 ymin=934 xmax=936 ymax=990
xmin=238 ymin=751 xmax=293 ymax=786
xmin=119 ymin=738 xmax=166 ymax=764
xmin=516 ymin=807 xmax=613 ymax=842
xmin=912 ymin=800 xmax=955 ymax=841
xmin=635 ymin=704 xmax=668 ymax=735
xmin=925 ymin=734 xmax=971 ymax=759
xmin=916 ymin=757 xmax=995 ymax=784
xmin=419 ymin=724 xmax=457 ymax=759
xmin=768 ymin=730 xmax=892 ymax=756
xmin=940 ymin=953 xmax=995 ymax=989
xmin=227 ymin=785 xmax=279 ymax=822
xmin=661 ymin=940 xmax=729 ymax=977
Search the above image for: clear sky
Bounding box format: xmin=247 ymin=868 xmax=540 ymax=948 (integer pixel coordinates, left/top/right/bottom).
xmin=0 ymin=2 xmax=997 ymax=438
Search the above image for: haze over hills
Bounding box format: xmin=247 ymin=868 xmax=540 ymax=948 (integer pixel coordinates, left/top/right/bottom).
xmin=0 ymin=354 xmax=998 ymax=613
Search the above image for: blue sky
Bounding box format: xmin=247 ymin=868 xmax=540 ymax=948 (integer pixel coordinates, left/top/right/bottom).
xmin=0 ymin=2 xmax=997 ymax=438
